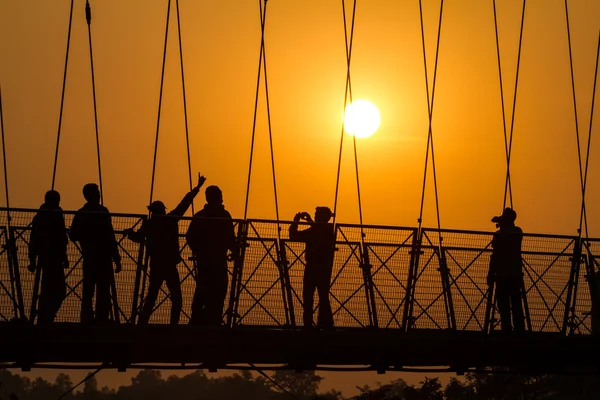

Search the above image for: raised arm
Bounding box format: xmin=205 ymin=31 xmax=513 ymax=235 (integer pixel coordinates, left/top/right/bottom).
xmin=170 ymin=174 xmax=205 ymax=217
xmin=289 ymin=212 xmax=313 ymax=242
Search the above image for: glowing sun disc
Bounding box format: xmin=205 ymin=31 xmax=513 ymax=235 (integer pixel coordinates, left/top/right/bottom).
xmin=344 ymin=100 xmax=381 ymax=138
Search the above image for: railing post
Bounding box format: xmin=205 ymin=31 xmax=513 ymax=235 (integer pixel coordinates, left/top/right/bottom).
xmin=278 ymin=240 xmax=296 ymax=329
xmin=361 ymin=240 xmax=378 ymax=328
xmin=130 ymin=218 xmax=146 ymax=324
xmin=29 ymin=267 xmax=42 ymax=322
xmin=483 ymin=282 xmax=495 ymax=334
xmin=402 ymin=229 xmax=422 ymax=332
xmin=6 ymin=227 xmax=25 ymax=321
xmin=227 ymin=220 xmax=248 ymax=327
xmin=437 ymin=244 xmax=456 ymax=330
xmin=586 ymin=243 xmax=600 ymax=335
xmin=563 ymin=238 xmax=583 ymax=335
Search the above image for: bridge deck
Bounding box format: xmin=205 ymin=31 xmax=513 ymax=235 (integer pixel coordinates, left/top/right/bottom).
xmin=0 ymin=207 xmax=599 ymax=370
xmin=1 ymin=324 xmax=599 ymax=373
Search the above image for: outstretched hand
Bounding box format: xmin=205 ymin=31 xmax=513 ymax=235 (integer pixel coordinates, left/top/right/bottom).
xmin=196 ymin=173 xmax=207 ymax=189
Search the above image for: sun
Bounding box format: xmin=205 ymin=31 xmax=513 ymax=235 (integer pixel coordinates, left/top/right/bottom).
xmin=343 ymin=100 xmax=381 ymax=138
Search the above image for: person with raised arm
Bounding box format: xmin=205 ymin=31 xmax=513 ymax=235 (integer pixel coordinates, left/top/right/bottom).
xmin=125 ymin=173 xmax=205 ymax=325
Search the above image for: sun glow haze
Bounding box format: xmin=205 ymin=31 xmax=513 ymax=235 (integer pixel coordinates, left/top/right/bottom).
xmin=343 ymin=100 xmax=381 ymax=138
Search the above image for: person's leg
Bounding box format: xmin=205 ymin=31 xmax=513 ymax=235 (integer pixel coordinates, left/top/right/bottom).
xmin=37 ymin=264 xmax=52 ymax=324
xmin=210 ymin=266 xmax=228 ymax=326
xmin=510 ymin=278 xmax=525 ymax=332
xmin=81 ymin=261 xmax=95 ymax=323
xmin=138 ymin=265 xmax=164 ymax=324
xmin=164 ymin=265 xmax=182 ymax=325
xmin=95 ymin=261 xmax=112 ymax=322
xmin=316 ymin=266 xmax=333 ymax=329
xmin=495 ymin=279 xmax=512 ymax=331
xmin=303 ymin=266 xmax=317 ymax=328
xmin=191 ymin=267 xmax=207 ymax=325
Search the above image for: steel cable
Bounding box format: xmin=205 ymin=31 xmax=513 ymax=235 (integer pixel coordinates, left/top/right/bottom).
xmin=149 ymin=0 xmax=172 ymax=204
xmin=51 ymin=0 xmax=75 ymax=190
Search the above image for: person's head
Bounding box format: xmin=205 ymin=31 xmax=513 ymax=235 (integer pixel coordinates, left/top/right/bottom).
xmin=205 ymin=185 xmax=223 ymax=205
xmin=147 ymin=200 xmax=167 ymax=215
xmin=82 ymin=183 xmax=100 ymax=204
xmin=491 ymin=207 xmax=517 ymax=226
xmin=44 ymin=190 xmax=61 ymax=208
xmin=314 ymin=206 xmax=333 ymax=223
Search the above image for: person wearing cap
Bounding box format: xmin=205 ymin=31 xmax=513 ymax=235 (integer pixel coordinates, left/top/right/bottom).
xmin=28 ymin=190 xmax=69 ymax=323
xmin=125 ymin=173 xmax=206 ymax=325
xmin=69 ymin=183 xmax=122 ymax=323
xmin=186 ymin=185 xmax=238 ymax=326
xmin=487 ymin=207 xmax=525 ymax=332
xmin=289 ymin=206 xmax=336 ymax=329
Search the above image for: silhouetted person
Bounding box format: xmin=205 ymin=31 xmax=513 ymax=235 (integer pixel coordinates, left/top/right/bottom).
xmin=186 ymin=185 xmax=238 ymax=326
xmin=69 ymin=183 xmax=122 ymax=323
xmin=289 ymin=207 xmax=335 ymax=329
xmin=125 ymin=173 xmax=206 ymax=325
xmin=487 ymin=207 xmax=525 ymax=332
xmin=27 ymin=190 xmax=68 ymax=323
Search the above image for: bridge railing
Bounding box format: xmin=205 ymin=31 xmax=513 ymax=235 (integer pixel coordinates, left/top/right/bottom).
xmin=0 ymin=208 xmax=595 ymax=335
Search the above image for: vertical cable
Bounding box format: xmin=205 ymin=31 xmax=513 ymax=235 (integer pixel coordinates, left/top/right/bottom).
xmin=503 ymin=0 xmax=527 ymax=209
xmin=416 ymin=0 xmax=445 ymax=234
xmin=85 ymin=0 xmax=104 ymax=204
xmin=51 ymin=0 xmax=75 ymax=190
xmin=244 ymin=0 xmax=267 ymax=220
xmin=0 ymin=87 xmax=10 ymax=212
xmin=175 ymin=0 xmax=195 ymax=215
xmin=332 ymin=0 xmax=357 ymax=226
xmin=579 ymin=31 xmax=600 ymax=240
xmin=149 ymin=0 xmax=172 ymax=204
xmin=260 ymin=0 xmax=281 ymax=226
xmin=493 ymin=0 xmax=512 ymax=211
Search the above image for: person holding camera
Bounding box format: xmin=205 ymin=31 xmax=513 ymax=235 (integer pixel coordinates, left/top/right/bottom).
xmin=289 ymin=206 xmax=335 ymax=330
xmin=28 ymin=190 xmax=69 ymax=323
xmin=487 ymin=207 xmax=525 ymax=332
xmin=125 ymin=173 xmax=206 ymax=325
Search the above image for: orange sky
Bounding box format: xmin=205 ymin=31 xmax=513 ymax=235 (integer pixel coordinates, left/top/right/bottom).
xmin=1 ymin=0 xmax=600 ymax=394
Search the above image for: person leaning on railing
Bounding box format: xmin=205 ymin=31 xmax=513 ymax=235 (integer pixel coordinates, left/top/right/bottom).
xmin=124 ymin=173 xmax=205 ymax=325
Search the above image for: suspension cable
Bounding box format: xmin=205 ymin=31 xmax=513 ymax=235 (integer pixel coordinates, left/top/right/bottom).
xmin=503 ymin=0 xmax=527 ymax=209
xmin=492 ymin=0 xmax=511 ymax=211
xmin=332 ymin=0 xmax=357 ymax=226
xmin=579 ymin=31 xmax=600 ymax=240
xmin=175 ymin=0 xmax=195 ymax=215
xmin=149 ymin=0 xmax=172 ymax=205
xmin=416 ymin=0 xmax=445 ymax=234
xmin=565 ymin=0 xmax=588 ymax=238
xmin=51 ymin=0 xmax=75 ymax=190
xmin=85 ymin=0 xmax=104 ymax=204
xmin=0 ymin=86 xmax=10 ymax=213
xmin=249 ymin=364 xmax=300 ymax=400
xmin=244 ymin=0 xmax=267 ymax=220
xmin=259 ymin=0 xmax=281 ymax=227
xmin=57 ymin=365 xmax=105 ymax=400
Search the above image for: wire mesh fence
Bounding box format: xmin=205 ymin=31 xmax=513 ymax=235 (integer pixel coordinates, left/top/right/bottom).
xmin=0 ymin=208 xmax=594 ymax=335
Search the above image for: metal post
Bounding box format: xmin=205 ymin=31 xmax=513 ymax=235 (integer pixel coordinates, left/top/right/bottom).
xmin=437 ymin=245 xmax=456 ymax=330
xmin=402 ymin=229 xmax=421 ymax=331
xmin=227 ymin=220 xmax=248 ymax=327
xmin=362 ymin=241 xmax=378 ymax=328
xmin=130 ymin=220 xmax=146 ymax=324
xmin=562 ymin=238 xmax=582 ymax=334
xmin=278 ymin=240 xmax=296 ymax=329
